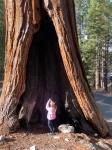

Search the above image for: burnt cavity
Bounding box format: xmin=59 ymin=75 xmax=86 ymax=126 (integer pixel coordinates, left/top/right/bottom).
xmin=17 ymin=11 xmax=75 ymax=128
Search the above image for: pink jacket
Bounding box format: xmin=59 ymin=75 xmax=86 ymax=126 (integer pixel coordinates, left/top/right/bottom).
xmin=46 ymin=100 xmax=57 ymax=120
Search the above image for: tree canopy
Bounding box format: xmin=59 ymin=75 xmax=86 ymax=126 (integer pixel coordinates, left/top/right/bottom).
xmin=75 ymin=0 xmax=112 ymax=89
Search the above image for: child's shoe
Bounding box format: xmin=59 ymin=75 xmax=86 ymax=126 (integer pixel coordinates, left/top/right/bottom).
xmin=48 ymin=132 xmax=55 ymax=136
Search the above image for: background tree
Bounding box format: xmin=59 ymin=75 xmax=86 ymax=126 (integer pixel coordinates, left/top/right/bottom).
xmin=76 ymin=0 xmax=112 ymax=90
xmin=75 ymin=0 xmax=87 ymax=43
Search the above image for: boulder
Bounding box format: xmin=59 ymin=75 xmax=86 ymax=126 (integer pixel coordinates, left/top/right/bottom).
xmin=58 ymin=124 xmax=74 ymax=133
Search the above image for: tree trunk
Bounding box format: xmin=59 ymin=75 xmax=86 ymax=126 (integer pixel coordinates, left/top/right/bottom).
xmin=95 ymin=47 xmax=100 ymax=90
xmin=103 ymin=42 xmax=108 ymax=92
xmin=0 ymin=0 xmax=41 ymax=133
xmin=0 ymin=0 xmax=109 ymax=137
xmin=101 ymin=47 xmax=108 ymax=91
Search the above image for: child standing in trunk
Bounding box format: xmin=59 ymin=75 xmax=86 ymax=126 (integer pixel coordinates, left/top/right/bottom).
xmin=46 ymin=98 xmax=57 ymax=136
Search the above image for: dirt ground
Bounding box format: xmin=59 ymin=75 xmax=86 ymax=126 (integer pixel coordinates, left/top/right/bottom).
xmin=0 ymin=124 xmax=112 ymax=150
xmin=0 ymin=82 xmax=112 ymax=150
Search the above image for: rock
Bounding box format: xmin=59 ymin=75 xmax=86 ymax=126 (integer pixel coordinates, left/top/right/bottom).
xmin=94 ymin=133 xmax=99 ymax=137
xmin=97 ymin=141 xmax=111 ymax=150
xmin=53 ymin=136 xmax=60 ymax=140
xmin=85 ymin=143 xmax=100 ymax=150
xmin=77 ymin=140 xmax=101 ymax=150
xmin=0 ymin=141 xmax=4 ymax=146
xmin=64 ymin=138 xmax=70 ymax=142
xmin=79 ymin=140 xmax=86 ymax=144
xmin=58 ymin=124 xmax=74 ymax=133
xmin=0 ymin=135 xmax=5 ymax=141
xmin=30 ymin=145 xmax=38 ymax=150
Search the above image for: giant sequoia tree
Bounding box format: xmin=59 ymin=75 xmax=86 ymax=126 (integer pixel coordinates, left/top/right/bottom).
xmin=0 ymin=0 xmax=109 ymax=137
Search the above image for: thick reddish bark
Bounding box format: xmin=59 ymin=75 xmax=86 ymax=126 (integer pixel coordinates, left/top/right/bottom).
xmin=43 ymin=0 xmax=109 ymax=136
xmin=0 ymin=0 xmax=41 ymax=133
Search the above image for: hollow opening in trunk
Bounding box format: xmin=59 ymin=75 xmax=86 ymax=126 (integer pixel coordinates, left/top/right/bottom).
xmin=17 ymin=11 xmax=75 ymax=128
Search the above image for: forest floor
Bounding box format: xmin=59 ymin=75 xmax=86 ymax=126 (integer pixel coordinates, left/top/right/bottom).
xmin=0 ymin=82 xmax=112 ymax=150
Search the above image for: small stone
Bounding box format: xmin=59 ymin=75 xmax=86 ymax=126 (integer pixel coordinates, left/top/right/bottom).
xmin=0 ymin=135 xmax=5 ymax=141
xmin=85 ymin=143 xmax=100 ymax=150
xmin=53 ymin=136 xmax=60 ymax=140
xmin=16 ymin=147 xmax=21 ymax=150
xmin=79 ymin=140 xmax=86 ymax=144
xmin=97 ymin=141 xmax=111 ymax=149
xmin=8 ymin=135 xmax=13 ymax=139
xmin=0 ymin=141 xmax=4 ymax=146
xmin=94 ymin=133 xmax=99 ymax=137
xmin=64 ymin=138 xmax=69 ymax=142
xmin=30 ymin=145 xmax=38 ymax=150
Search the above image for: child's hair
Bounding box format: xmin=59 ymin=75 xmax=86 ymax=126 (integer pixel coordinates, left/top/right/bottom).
xmin=51 ymin=100 xmax=57 ymax=109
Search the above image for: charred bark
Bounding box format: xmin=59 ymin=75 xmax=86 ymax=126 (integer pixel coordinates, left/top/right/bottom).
xmin=0 ymin=0 xmax=110 ymax=137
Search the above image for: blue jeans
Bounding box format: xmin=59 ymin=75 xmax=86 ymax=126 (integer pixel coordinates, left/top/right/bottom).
xmin=48 ymin=119 xmax=55 ymax=133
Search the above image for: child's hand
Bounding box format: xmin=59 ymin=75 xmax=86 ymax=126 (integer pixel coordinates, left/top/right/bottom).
xmin=49 ymin=98 xmax=51 ymax=101
xmin=48 ymin=99 xmax=52 ymax=105
xmin=48 ymin=99 xmax=51 ymax=103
